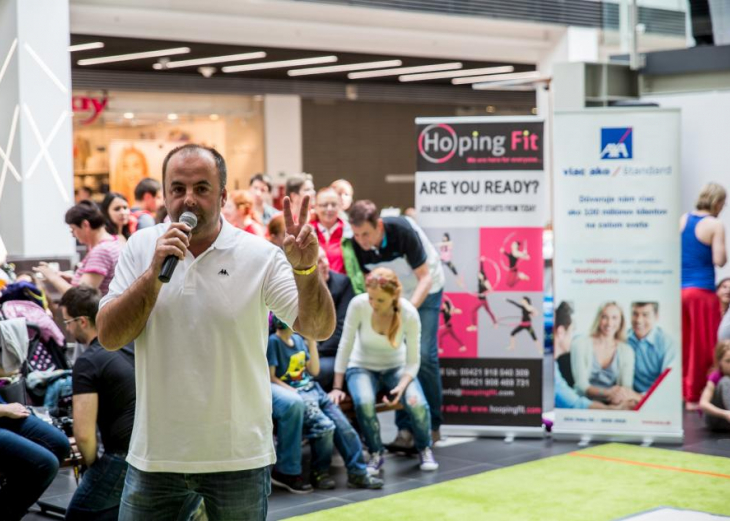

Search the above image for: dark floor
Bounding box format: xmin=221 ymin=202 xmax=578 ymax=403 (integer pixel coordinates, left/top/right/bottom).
xmin=22 ymin=354 xmax=730 ymax=519
xmin=22 ymin=408 xmax=730 ymax=521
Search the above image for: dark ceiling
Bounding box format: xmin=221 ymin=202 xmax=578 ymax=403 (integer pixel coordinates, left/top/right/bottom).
xmin=70 ymin=34 xmax=535 ymax=86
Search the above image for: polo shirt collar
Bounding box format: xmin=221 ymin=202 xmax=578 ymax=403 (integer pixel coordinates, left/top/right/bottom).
xmin=630 ymin=327 xmax=657 ymax=346
xmin=211 ymin=217 xmax=239 ymax=250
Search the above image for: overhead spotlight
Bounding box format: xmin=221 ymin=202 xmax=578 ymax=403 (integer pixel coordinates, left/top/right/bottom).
xmin=167 ymin=113 xmax=178 ymax=121
xmin=198 ymin=66 xmax=217 ymax=78
xmin=209 ymin=114 xmax=220 ymax=121
xmin=153 ymin=57 xmax=171 ymax=70
xmin=123 ymin=112 xmax=135 ymax=119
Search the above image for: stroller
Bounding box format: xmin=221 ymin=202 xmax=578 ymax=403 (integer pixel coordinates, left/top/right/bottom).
xmin=0 ymin=300 xmax=72 ymax=418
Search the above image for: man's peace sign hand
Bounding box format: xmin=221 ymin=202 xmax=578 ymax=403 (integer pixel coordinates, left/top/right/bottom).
xmin=283 ymin=195 xmax=319 ymax=271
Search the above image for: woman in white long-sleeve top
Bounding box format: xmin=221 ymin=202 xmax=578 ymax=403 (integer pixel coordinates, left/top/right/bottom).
xmin=571 ymin=302 xmax=636 ymax=406
xmin=328 ymin=267 xmax=438 ymax=477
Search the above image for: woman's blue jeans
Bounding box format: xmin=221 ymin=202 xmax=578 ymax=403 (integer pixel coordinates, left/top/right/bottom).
xmin=346 ymin=367 xmax=432 ymax=454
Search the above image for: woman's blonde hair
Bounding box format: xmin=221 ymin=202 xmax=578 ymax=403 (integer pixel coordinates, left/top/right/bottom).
xmin=590 ymin=301 xmax=626 ymax=342
xmin=715 ymin=340 xmax=730 ymax=368
xmin=695 ymin=182 xmax=726 ymax=215
xmin=365 ymin=267 xmax=402 ymax=348
xmin=230 ymin=190 xmax=254 ymax=216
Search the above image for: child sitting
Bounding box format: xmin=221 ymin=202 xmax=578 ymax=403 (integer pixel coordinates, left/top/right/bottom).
xmin=699 ymin=340 xmax=730 ymax=431
xmin=267 ymin=315 xmax=383 ymax=490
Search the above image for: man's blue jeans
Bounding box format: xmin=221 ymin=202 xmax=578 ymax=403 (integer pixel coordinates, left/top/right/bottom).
xmin=271 ymin=383 xmax=305 ymax=475
xmin=346 ymin=367 xmax=432 ymax=454
xmin=65 ymin=452 xmax=128 ymax=520
xmin=298 ymin=382 xmax=368 ymax=476
xmin=396 ymin=289 xmax=443 ymax=432
xmin=0 ymin=412 xmax=70 ymax=521
xmin=119 ymin=464 xmax=270 ymax=521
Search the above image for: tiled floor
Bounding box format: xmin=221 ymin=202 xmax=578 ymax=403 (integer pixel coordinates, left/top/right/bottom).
xmin=22 ymin=356 xmax=730 ymax=520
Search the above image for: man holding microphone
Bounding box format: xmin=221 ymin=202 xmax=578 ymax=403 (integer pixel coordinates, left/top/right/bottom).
xmin=96 ymin=144 xmax=335 ymax=520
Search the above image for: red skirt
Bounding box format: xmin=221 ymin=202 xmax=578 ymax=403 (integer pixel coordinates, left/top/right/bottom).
xmin=681 ymin=287 xmax=721 ymax=402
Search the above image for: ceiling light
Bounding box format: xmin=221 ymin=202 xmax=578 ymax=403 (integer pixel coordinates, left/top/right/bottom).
xmin=348 ymin=62 xmax=462 ymax=79
xmin=167 ymin=113 xmax=178 ymax=121
xmin=123 ymin=112 xmax=134 ymax=119
xmin=399 ymin=65 xmax=514 ymax=82
xmin=209 ymin=114 xmax=220 ymax=121
xmin=78 ymin=47 xmax=190 ymax=66
xmin=288 ymin=60 xmax=402 ymax=77
xmin=454 ymin=70 xmax=541 ymax=85
xmin=222 ymin=56 xmax=337 ymax=73
xmin=152 ymin=52 xmax=266 ymax=69
xmin=69 ymin=42 xmax=104 ymax=52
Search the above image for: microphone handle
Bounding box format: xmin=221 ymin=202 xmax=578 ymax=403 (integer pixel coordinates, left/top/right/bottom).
xmin=158 ymin=255 xmax=180 ymax=283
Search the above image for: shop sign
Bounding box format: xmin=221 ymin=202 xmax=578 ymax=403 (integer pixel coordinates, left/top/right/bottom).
xmin=72 ymin=95 xmax=108 ymax=125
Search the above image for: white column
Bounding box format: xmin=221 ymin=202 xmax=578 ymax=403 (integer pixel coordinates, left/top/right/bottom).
xmin=0 ymin=0 xmax=74 ymax=259
xmin=263 ymin=95 xmax=302 ymax=185
xmin=537 ymin=26 xmax=600 ymax=225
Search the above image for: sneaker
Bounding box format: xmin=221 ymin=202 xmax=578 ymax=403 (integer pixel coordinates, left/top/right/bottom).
xmin=367 ymin=452 xmax=385 ymax=476
xmin=271 ymin=469 xmax=314 ymax=494
xmin=311 ymin=471 xmax=336 ymax=490
xmin=419 ymin=447 xmax=439 ymax=471
xmin=389 ymin=429 xmax=414 ymax=450
xmin=348 ymin=473 xmax=384 ymax=489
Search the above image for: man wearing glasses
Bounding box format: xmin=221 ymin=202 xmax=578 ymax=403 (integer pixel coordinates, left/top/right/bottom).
xmin=61 ymin=286 xmax=136 ymax=520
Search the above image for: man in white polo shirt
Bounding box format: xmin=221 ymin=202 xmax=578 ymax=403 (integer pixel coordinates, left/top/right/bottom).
xmin=96 ymin=144 xmax=335 ymax=521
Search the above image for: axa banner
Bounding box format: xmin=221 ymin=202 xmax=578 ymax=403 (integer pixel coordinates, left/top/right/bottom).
xmin=416 ymin=117 xmax=545 ymax=436
xmin=552 ymin=109 xmax=682 ymax=443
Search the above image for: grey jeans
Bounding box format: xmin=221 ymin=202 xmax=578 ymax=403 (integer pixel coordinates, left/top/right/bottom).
xmin=705 ymin=376 xmax=730 ymax=432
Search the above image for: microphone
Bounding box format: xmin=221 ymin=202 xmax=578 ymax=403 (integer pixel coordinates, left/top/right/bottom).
xmin=158 ymin=211 xmax=198 ymax=283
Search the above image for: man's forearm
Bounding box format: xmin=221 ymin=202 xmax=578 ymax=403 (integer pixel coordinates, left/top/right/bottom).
xmin=76 ymin=436 xmax=97 ymax=466
xmin=293 ymin=273 xmax=335 ymax=341
xmin=97 ymin=268 xmax=162 ymax=350
xmin=410 ymin=277 xmax=431 ymax=309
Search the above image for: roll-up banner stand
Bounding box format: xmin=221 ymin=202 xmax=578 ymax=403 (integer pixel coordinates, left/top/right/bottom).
xmin=552 ymin=109 xmax=683 ymax=444
xmin=415 ymin=116 xmax=545 ymax=438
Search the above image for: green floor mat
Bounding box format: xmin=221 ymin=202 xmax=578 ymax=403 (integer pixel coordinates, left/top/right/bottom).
xmin=292 ymin=443 xmax=730 ymax=521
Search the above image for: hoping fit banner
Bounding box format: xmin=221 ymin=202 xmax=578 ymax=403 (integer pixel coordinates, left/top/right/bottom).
xmin=416 ymin=117 xmax=545 ymax=434
xmin=552 ymin=109 xmax=682 ymax=443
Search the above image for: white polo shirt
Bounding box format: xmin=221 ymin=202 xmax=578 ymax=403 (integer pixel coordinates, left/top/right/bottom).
xmin=100 ymin=218 xmax=298 ymax=473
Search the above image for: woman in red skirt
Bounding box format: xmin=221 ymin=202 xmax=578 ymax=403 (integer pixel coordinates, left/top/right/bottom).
xmin=681 ymin=182 xmax=727 ymax=409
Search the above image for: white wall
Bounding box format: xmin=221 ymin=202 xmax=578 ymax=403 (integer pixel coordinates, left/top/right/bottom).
xmin=264 ymin=95 xmax=302 ymax=185
xmin=643 ymin=89 xmax=730 ymax=282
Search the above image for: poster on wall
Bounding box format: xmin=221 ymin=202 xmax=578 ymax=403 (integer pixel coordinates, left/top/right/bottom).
xmin=552 ymin=109 xmax=682 ymax=443
xmin=109 ymin=140 xmax=180 ymax=205
xmin=415 ymin=116 xmax=545 ymax=436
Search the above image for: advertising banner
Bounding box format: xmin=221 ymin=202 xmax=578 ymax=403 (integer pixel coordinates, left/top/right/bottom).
xmin=552 ymin=109 xmax=682 ymax=443
xmin=416 ymin=116 xmax=545 ymax=436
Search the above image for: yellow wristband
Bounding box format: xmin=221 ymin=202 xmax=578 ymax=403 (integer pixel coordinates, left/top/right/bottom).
xmin=292 ymin=264 xmax=317 ymax=276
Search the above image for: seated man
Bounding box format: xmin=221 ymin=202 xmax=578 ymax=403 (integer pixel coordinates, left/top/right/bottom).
xmin=315 ymin=248 xmax=355 ymax=392
xmin=627 ymin=302 xmax=677 ymax=395
xmin=61 ymin=286 xmax=135 ymax=520
xmin=268 ymin=316 xmax=382 ymax=492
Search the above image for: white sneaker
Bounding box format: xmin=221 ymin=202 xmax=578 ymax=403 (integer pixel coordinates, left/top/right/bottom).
xmin=367 ymin=452 xmax=385 ymax=476
xmin=419 ymin=447 xmax=439 ymax=471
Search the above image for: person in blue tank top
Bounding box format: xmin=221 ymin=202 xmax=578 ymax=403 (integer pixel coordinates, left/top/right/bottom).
xmin=680 ymin=182 xmax=727 ymax=409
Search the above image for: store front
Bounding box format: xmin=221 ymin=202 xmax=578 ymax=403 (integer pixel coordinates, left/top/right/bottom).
xmin=72 ymin=90 xmax=265 ymax=203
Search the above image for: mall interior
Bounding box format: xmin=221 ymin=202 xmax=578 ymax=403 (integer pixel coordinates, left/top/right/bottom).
xmin=1 ymin=0 xmax=730 ymax=520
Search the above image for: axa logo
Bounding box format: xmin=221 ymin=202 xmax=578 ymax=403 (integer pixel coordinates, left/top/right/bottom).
xmin=601 ymin=127 xmax=633 ymax=160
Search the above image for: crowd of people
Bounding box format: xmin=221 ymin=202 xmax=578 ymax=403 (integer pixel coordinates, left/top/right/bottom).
xmin=0 ymin=146 xmax=445 ymax=519
xmin=1 ymin=149 xmax=729 ymax=519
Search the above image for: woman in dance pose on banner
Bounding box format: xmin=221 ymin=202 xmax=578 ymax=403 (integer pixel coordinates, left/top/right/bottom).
xmin=506 ymin=296 xmax=541 ymax=354
xmin=501 ymin=240 xmax=530 ymax=288
xmin=436 ymin=233 xmax=463 ymax=288
xmin=438 ymin=295 xmax=466 ymax=353
xmin=468 ymin=257 xmax=498 ymax=331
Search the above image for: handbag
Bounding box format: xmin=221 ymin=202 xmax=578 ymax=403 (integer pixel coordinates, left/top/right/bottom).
xmin=0 ymin=376 xmax=28 ymax=405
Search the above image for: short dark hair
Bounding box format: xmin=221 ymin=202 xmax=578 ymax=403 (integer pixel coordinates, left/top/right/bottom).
xmin=554 ymin=301 xmax=573 ymax=330
xmin=75 ymin=186 xmax=92 ymax=196
xmin=134 ymin=178 xmax=161 ymax=202
xmin=65 ymin=200 xmax=105 ymax=229
xmin=349 ymin=200 xmax=379 ymax=228
xmin=717 ymin=277 xmax=730 ymax=290
xmin=523 ymin=296 xmax=532 ymax=305
xmin=250 ymin=173 xmax=272 ymax=192
xmin=285 ymin=175 xmax=305 ymax=197
xmin=632 ymin=301 xmax=659 ymax=313
xmin=60 ymin=286 xmax=101 ymax=327
xmin=161 ymin=144 xmax=227 ymax=194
